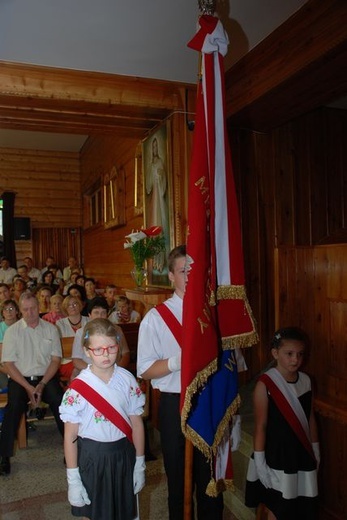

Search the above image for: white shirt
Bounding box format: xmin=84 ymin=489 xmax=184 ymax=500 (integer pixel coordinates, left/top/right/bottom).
xmin=136 ymin=292 xmax=247 ymax=393
xmin=1 ymin=318 xmax=62 ymax=375
xmin=137 ymin=292 xmax=182 ymax=393
xmin=28 ymin=267 xmax=41 ymax=282
xmin=56 ymin=316 xmax=89 ymax=338
xmin=59 ymin=365 xmax=145 ymax=442
xmin=0 ymin=267 xmax=17 ymax=284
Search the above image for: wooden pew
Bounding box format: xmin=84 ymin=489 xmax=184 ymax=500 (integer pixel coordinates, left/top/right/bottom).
xmin=118 ymin=322 xmax=140 ymax=375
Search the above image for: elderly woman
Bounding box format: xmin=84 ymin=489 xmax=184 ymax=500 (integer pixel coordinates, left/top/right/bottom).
xmin=0 ymin=299 xmax=21 ymax=389
xmin=56 ymin=295 xmax=88 ymax=337
xmin=42 ymin=294 xmax=65 ymax=325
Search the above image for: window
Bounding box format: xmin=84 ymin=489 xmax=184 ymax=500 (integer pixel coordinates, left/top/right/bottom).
xmin=84 ymin=181 xmax=102 ymax=229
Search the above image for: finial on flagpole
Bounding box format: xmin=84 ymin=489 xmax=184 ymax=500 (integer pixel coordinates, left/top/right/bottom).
xmin=198 ymin=0 xmax=216 ymax=15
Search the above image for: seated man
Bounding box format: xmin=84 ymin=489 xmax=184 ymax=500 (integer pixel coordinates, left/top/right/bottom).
xmin=0 ymin=292 xmax=64 ymax=476
xmin=62 ymin=256 xmax=83 ymax=283
xmin=23 ymin=257 xmax=41 ymax=284
xmin=71 ymin=297 xmax=130 ymax=376
xmin=0 ymin=257 xmax=17 ymax=285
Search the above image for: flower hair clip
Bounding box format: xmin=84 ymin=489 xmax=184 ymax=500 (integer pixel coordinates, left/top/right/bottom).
xmin=275 ymin=333 xmax=281 ymax=340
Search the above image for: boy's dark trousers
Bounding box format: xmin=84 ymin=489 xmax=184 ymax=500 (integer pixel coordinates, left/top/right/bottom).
xmin=159 ymin=392 xmax=223 ymax=520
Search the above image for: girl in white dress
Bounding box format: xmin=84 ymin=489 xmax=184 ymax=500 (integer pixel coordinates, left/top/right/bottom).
xmin=60 ymin=318 xmax=145 ymax=520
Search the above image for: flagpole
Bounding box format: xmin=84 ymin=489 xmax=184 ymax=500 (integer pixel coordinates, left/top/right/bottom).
xmin=184 ymin=439 xmax=194 ymax=518
xmin=183 ymin=3 xmax=217 ymax=519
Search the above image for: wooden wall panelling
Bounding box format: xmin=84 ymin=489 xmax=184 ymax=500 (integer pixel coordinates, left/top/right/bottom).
xmin=225 ymin=0 xmax=347 ymax=131
xmin=308 ymin=111 xmax=329 ymax=244
xmin=272 ymin=125 xmax=296 ymax=246
xmin=15 ymin=240 xmax=32 ymax=267
xmin=230 ymin=129 xmax=276 ymax=377
xmin=80 ymin=111 xmax=193 ymax=289
xmin=0 ymin=147 xmax=81 ymax=229
xmin=292 ymin=115 xmax=312 ymax=245
xmin=274 ymin=244 xmax=347 ymax=519
xmin=325 ymin=109 xmax=347 ymax=237
xmin=81 ymin=134 xmax=142 ymax=288
xmin=230 ymin=108 xmax=347 ymax=382
xmin=316 ymin=415 xmax=347 ymax=519
xmin=32 ymin=227 xmax=82 ymax=272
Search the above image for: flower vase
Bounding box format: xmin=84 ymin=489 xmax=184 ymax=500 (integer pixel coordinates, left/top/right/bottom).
xmin=131 ymin=266 xmax=147 ymax=288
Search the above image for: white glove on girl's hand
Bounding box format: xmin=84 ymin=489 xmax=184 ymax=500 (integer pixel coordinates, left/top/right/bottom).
xmin=230 ymin=415 xmax=241 ymax=452
xmin=133 ymin=455 xmax=146 ymax=494
xmin=66 ymin=467 xmax=91 ymax=507
xmin=253 ymin=451 xmax=276 ymax=489
xmin=312 ymin=442 xmax=320 ymax=470
xmin=168 ymin=352 xmax=181 ymax=372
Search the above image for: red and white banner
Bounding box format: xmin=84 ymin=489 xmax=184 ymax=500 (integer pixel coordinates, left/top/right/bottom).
xmin=181 ymin=14 xmax=258 ymax=492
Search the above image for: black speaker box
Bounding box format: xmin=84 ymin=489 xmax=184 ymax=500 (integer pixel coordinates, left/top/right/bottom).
xmin=14 ymin=217 xmax=31 ymax=240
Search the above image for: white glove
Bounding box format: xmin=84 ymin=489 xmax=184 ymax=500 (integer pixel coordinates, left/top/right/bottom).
xmin=253 ymin=451 xmax=276 ymax=489
xmin=312 ymin=442 xmax=320 ymax=470
xmin=230 ymin=414 xmax=241 ymax=452
xmin=168 ymin=352 xmax=181 ymax=372
xmin=66 ymin=467 xmax=91 ymax=507
xmin=133 ymin=455 xmax=146 ymax=494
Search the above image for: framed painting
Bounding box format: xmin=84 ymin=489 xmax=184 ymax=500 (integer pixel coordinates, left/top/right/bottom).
xmin=103 ymin=166 xmax=126 ymax=229
xmin=143 ymin=120 xmax=173 ymax=287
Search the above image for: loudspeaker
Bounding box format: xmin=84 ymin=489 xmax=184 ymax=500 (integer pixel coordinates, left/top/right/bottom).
xmin=14 ymin=217 xmax=31 ymax=240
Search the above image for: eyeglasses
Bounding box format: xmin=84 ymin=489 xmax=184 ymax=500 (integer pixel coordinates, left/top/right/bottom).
xmin=87 ymin=345 xmax=118 ymax=356
xmin=67 ymin=302 xmax=79 ymax=308
xmin=3 ymin=306 xmax=15 ymax=312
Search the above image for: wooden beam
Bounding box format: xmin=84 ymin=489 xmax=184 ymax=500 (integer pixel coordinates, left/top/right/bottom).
xmin=0 ymin=61 xmax=195 ymax=136
xmin=226 ymin=0 xmax=347 ymax=130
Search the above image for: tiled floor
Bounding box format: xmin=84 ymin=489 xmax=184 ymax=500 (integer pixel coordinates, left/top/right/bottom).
xmin=0 ymin=419 xmax=242 ymax=519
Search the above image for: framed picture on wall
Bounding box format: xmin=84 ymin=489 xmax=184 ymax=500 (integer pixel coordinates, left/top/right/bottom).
xmin=103 ymin=166 xmax=126 ymax=229
xmin=143 ymin=120 xmax=173 ymax=287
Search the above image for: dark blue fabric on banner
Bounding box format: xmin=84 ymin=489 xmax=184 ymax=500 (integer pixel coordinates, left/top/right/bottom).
xmin=187 ymin=350 xmax=239 ymax=446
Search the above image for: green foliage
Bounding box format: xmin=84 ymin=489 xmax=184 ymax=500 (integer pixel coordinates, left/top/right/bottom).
xmin=129 ymin=234 xmax=166 ymax=269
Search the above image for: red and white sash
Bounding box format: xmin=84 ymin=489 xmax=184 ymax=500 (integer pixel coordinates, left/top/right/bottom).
xmin=69 ymin=371 xmax=133 ymax=443
xmin=260 ymin=368 xmax=314 ymax=459
xmin=156 ymin=303 xmax=182 ymax=347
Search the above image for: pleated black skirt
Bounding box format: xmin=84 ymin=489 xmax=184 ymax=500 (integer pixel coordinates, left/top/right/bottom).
xmin=71 ymin=437 xmax=136 ymax=520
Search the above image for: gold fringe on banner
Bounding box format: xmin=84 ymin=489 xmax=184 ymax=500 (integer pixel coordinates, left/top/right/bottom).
xmin=206 ymin=476 xmax=234 ymax=497
xmin=221 ymin=330 xmax=259 ymax=349
xmin=217 ymin=284 xmax=246 ymax=300
xmin=182 ymin=391 xmax=241 ymax=461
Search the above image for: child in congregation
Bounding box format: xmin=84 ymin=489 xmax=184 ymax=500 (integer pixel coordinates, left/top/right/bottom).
xmin=109 ymin=295 xmax=141 ymax=324
xmin=59 ymin=318 xmax=146 ymax=520
xmin=245 ymin=326 xmax=320 ymax=519
xmin=104 ymin=284 xmax=118 ymax=315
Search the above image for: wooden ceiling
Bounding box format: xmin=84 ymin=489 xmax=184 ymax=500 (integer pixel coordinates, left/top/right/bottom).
xmin=0 ymin=0 xmax=346 ymax=138
xmin=0 ymin=62 xmax=195 ymax=139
